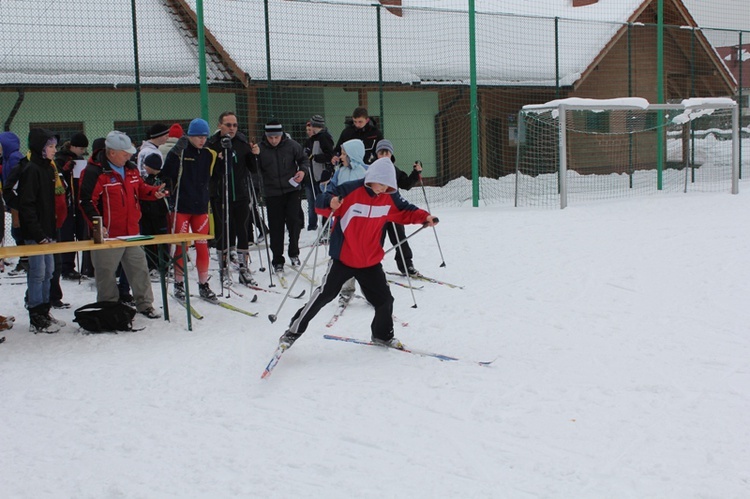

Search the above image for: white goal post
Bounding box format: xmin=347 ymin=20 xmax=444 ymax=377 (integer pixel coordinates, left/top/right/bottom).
xmin=516 ymin=97 xmax=740 ymax=209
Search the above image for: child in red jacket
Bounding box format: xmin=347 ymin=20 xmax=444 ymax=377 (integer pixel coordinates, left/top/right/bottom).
xmin=279 ymin=157 xmax=438 ymax=349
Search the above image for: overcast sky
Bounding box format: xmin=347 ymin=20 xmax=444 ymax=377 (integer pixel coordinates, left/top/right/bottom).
xmin=683 ymin=0 xmax=749 ymax=46
xmin=684 ymin=0 xmax=747 ymax=30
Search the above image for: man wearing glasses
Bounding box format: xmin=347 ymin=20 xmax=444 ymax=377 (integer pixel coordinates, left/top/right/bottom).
xmin=207 ymin=111 xmax=257 ymax=287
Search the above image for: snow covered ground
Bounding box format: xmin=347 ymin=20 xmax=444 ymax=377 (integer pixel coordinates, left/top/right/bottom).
xmin=2 ymin=190 xmax=750 ymax=497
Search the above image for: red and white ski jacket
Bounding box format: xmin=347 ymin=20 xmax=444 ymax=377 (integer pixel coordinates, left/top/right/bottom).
xmin=316 ymin=179 xmax=429 ymax=269
xmin=79 ymin=149 xmax=162 ymax=237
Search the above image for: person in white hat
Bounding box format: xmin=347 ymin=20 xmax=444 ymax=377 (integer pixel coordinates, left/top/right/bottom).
xmin=278 ymin=158 xmax=438 ymax=351
xmin=79 ymin=131 xmax=169 ymax=319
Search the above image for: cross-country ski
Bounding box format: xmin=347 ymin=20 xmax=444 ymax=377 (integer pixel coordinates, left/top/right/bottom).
xmin=387 ymin=279 xmax=424 ymax=290
xmin=260 ymin=344 xmax=287 ymax=379
xmin=241 ymin=283 xmax=306 ymax=299
xmin=323 ymin=334 xmax=494 ymax=366
xmin=171 ymin=294 xmax=204 ymax=320
xmin=386 ymin=271 xmax=463 ymax=289
xmin=190 ymin=295 xmax=259 ymax=317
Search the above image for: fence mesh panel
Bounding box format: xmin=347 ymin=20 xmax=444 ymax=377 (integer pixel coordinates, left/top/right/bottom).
xmin=1 ymin=0 xmax=750 ymax=247
xmin=516 ymin=106 xmax=740 ymax=208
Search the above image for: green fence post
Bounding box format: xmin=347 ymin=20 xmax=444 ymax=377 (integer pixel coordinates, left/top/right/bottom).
xmin=196 ymin=0 xmax=209 ymax=121
xmin=739 ymin=31 xmax=744 ymax=180
xmin=130 ymin=0 xmax=143 ymax=138
xmin=554 ymin=17 xmax=560 ymax=99
xmin=656 ymin=0 xmax=664 ymax=190
xmin=628 ymin=23 xmax=634 ymax=188
xmin=469 ymin=0 xmax=479 ymax=207
xmin=377 ymin=4 xmax=385 ymax=135
xmin=264 ymin=0 xmax=274 ymax=117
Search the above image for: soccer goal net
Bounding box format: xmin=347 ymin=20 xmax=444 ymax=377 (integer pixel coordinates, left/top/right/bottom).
xmin=514 ymin=97 xmax=740 ymax=208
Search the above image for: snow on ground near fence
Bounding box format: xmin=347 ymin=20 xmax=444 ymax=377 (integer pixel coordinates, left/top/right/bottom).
xmin=401 ymin=132 xmax=749 ymax=208
xmin=2 ymin=189 xmax=750 ymax=497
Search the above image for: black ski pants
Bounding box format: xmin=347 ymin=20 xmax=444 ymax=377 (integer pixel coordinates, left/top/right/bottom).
xmin=211 ymin=197 xmax=250 ymax=261
xmin=382 ymin=222 xmax=413 ymax=271
xmin=265 ymin=191 xmax=303 ymax=266
xmin=287 ymin=259 xmax=394 ymax=341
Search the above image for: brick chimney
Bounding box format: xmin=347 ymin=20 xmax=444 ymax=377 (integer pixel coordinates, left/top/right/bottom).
xmin=573 ymin=0 xmax=598 ymax=6
xmin=380 ymin=0 xmax=402 ymax=17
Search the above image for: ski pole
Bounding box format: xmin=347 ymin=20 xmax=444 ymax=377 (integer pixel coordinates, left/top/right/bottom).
xmin=268 ymin=216 xmax=332 ymax=323
xmin=254 ymin=155 xmax=275 ymax=287
xmin=308 ymin=212 xmax=332 ymax=295
xmin=167 ymin=150 xmax=185 ymax=282
xmin=383 ymin=219 xmax=438 ymax=257
xmin=170 ymin=152 xmax=184 ymax=239
xmin=417 ymin=161 xmax=446 ymax=267
xmin=306 ymin=171 xmax=320 ymax=295
xmin=307 ymin=165 xmax=319 ymax=231
xmin=391 ymin=222 xmax=418 ymax=308
xmin=309 ymin=237 xmax=320 ymax=295
xmin=247 ymin=175 xmax=265 ymax=272
xmin=220 ymin=143 xmax=233 ymax=298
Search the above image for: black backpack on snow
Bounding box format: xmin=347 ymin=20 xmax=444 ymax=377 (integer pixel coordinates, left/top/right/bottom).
xmin=74 ymin=301 xmax=137 ymax=333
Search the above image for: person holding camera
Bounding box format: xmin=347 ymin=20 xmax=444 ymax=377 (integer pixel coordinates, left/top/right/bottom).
xmin=207 ymin=111 xmax=256 ymax=286
xmin=251 ymin=121 xmax=309 ymax=275
xmin=162 ymin=118 xmax=218 ymax=302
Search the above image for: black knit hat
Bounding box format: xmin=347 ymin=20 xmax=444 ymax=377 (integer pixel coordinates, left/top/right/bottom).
xmin=92 ymin=137 xmax=106 ymax=151
xmin=143 ymin=153 xmax=163 ymax=171
xmin=148 ymin=123 xmax=170 ymax=139
xmin=70 ymin=132 xmax=89 ymax=148
xmin=264 ymin=120 xmax=284 ymax=136
xmin=310 ymin=114 xmax=325 ymax=128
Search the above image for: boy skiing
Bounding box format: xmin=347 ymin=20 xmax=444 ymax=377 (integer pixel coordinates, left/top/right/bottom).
xmin=278 ymin=157 xmax=438 ymax=350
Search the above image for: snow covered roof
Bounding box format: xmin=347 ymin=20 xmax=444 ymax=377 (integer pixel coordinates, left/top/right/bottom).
xmin=185 ymin=0 xmax=648 ymax=86
xmin=0 ymin=0 xmax=235 ymax=86
xmin=715 ymin=44 xmax=750 ymax=89
xmin=1 ymin=0 xmax=723 ymax=89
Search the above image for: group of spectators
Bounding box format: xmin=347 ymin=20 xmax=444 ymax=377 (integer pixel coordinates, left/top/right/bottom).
xmin=0 ymin=106 xmax=427 ymax=335
xmin=0 ymin=128 xmax=170 ymax=333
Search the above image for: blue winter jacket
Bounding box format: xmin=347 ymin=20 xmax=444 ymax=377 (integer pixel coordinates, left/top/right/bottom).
xmin=0 ymin=132 xmax=24 ymax=186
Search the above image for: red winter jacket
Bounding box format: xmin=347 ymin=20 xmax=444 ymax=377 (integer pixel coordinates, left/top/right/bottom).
xmin=78 ymin=149 xmax=161 ymax=237
xmin=316 ymin=179 xmax=429 ymax=269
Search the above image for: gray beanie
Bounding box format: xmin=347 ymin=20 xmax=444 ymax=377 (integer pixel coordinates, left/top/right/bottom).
xmin=375 ymin=139 xmax=394 ymax=155
xmin=310 ymin=114 xmax=326 ymax=128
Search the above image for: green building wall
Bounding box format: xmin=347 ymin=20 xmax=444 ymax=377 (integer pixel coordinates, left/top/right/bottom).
xmin=2 ymin=87 xmax=437 ymax=177
xmin=1 ymin=90 xmax=235 ymax=147
xmin=322 ymin=88 xmax=438 ymax=177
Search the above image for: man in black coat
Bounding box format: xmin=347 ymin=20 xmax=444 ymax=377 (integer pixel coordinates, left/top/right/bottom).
xmin=207 ymin=111 xmax=255 ymax=284
xmin=251 ymin=121 xmax=309 ymax=273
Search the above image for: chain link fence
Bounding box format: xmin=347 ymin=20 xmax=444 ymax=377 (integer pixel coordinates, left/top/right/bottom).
xmin=1 ymin=0 xmax=749 ymax=241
